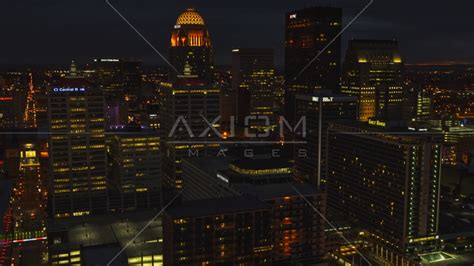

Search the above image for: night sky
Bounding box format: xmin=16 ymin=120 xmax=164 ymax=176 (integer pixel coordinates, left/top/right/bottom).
xmin=1 ymin=0 xmax=473 ymax=66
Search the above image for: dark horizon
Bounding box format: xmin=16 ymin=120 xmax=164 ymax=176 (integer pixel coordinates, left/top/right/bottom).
xmin=1 ymin=60 xmax=474 ymax=72
xmin=2 ymin=0 xmax=474 ymax=66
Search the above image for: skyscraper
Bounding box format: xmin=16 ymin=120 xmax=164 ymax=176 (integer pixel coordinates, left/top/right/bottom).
xmin=161 ymin=8 xmax=220 ymax=190
xmin=283 ymin=6 xmax=343 ymax=145
xmin=160 ymin=79 xmax=220 ymax=190
xmin=285 ymin=6 xmax=342 ymax=92
xmin=163 ymin=197 xmax=273 ymax=265
xmin=293 ymin=92 xmax=358 ymax=187
xmin=47 ymin=65 xmax=108 ymax=218
xmin=403 ymin=85 xmax=432 ymax=123
xmin=92 ymin=58 xmax=142 ymax=100
xmin=181 ymin=157 xmax=327 ymax=264
xmin=0 ymin=96 xmax=18 ymax=128
xmin=232 ymin=48 xmax=276 ymax=133
xmin=109 ymin=127 xmax=161 ymax=211
xmin=0 ymin=72 xmax=28 ymax=129
xmin=341 ymin=40 xmax=404 ymax=121
xmin=169 ymin=8 xmax=213 ymax=82
xmin=92 ymin=58 xmax=143 ymax=126
xmin=327 ymin=122 xmax=442 ymax=265
xmin=92 ymin=58 xmax=124 ymax=98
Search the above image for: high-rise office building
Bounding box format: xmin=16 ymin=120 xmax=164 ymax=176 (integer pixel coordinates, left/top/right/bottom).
xmin=214 ymin=66 xmax=235 ymax=134
xmin=92 ymin=58 xmax=122 ymax=94
xmin=182 ymin=158 xmax=327 ymax=264
xmin=0 ymin=96 xmax=20 ymax=128
xmin=219 ymin=89 xmax=236 ymax=134
xmin=169 ymin=8 xmax=213 ymax=82
xmin=160 ymin=79 xmax=220 ymax=190
xmin=105 ymin=100 xmax=129 ymax=127
xmin=0 ymin=72 xmax=29 ymax=129
xmin=92 ymin=58 xmax=142 ymax=100
xmin=327 ymin=122 xmax=442 ymax=265
xmin=92 ymin=58 xmax=143 ymax=126
xmin=293 ymin=92 xmax=358 ymax=187
xmin=232 ymin=48 xmax=276 ymax=132
xmin=403 ymin=85 xmax=432 ymax=123
xmin=142 ymin=103 xmax=161 ymax=130
xmin=163 ymin=196 xmax=273 ymax=265
xmin=109 ymin=127 xmax=161 ymax=211
xmin=161 ymin=8 xmax=220 ymax=190
xmin=283 ymin=6 xmax=342 ymax=146
xmin=285 ymin=6 xmax=342 ymax=93
xmin=341 ymin=40 xmax=404 ymax=121
xmin=47 ymin=67 xmax=108 ymax=218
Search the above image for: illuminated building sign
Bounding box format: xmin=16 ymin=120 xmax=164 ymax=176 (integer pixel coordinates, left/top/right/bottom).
xmin=289 ymin=14 xmax=297 ymax=19
xmin=53 ymin=87 xmax=86 ymax=93
xmin=100 ymin=59 xmax=119 ymax=62
xmin=229 ymin=164 xmax=291 ymax=176
xmin=368 ymin=119 xmax=386 ymax=127
xmin=408 ymin=127 xmax=428 ymax=132
xmin=0 ymin=97 xmax=13 ymax=101
xmin=312 ymin=97 xmax=334 ymax=102
xmin=408 ymin=235 xmax=438 ymax=243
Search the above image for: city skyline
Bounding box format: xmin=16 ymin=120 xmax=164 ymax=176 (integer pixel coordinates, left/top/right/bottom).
xmin=0 ymin=3 xmax=473 ymax=266
xmin=2 ymin=0 xmax=474 ymax=66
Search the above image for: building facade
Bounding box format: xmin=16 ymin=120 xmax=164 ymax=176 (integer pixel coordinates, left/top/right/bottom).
xmin=47 ymin=75 xmax=108 ymax=218
xmin=92 ymin=58 xmax=142 ymax=118
xmin=341 ymin=40 xmax=404 ymax=122
xmin=327 ymin=122 xmax=442 ymax=265
xmin=232 ymin=48 xmax=276 ymax=133
xmin=182 ymin=158 xmax=327 ymax=264
xmin=163 ymin=197 xmax=273 ymax=265
xmin=161 ymin=8 xmax=220 ymax=190
xmin=109 ymin=128 xmax=161 ymax=211
xmin=293 ymin=92 xmax=358 ymax=187
xmin=169 ymin=8 xmax=213 ymax=82
xmin=285 ymin=6 xmax=342 ymax=92
xmin=160 ymin=79 xmax=220 ymax=190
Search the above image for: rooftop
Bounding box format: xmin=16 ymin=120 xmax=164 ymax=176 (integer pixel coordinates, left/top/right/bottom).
xmin=230 ymin=158 xmax=291 ymax=171
xmin=165 ymin=196 xmax=271 ymax=218
xmin=48 ymin=211 xmax=163 ymax=258
xmin=328 ymin=120 xmax=444 ymax=143
xmin=234 ymin=182 xmax=319 ymax=200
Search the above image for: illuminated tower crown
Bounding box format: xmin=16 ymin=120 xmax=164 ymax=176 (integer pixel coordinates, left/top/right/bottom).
xmin=169 ymin=8 xmax=213 ymax=82
xmin=175 ymin=8 xmax=205 ymax=26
